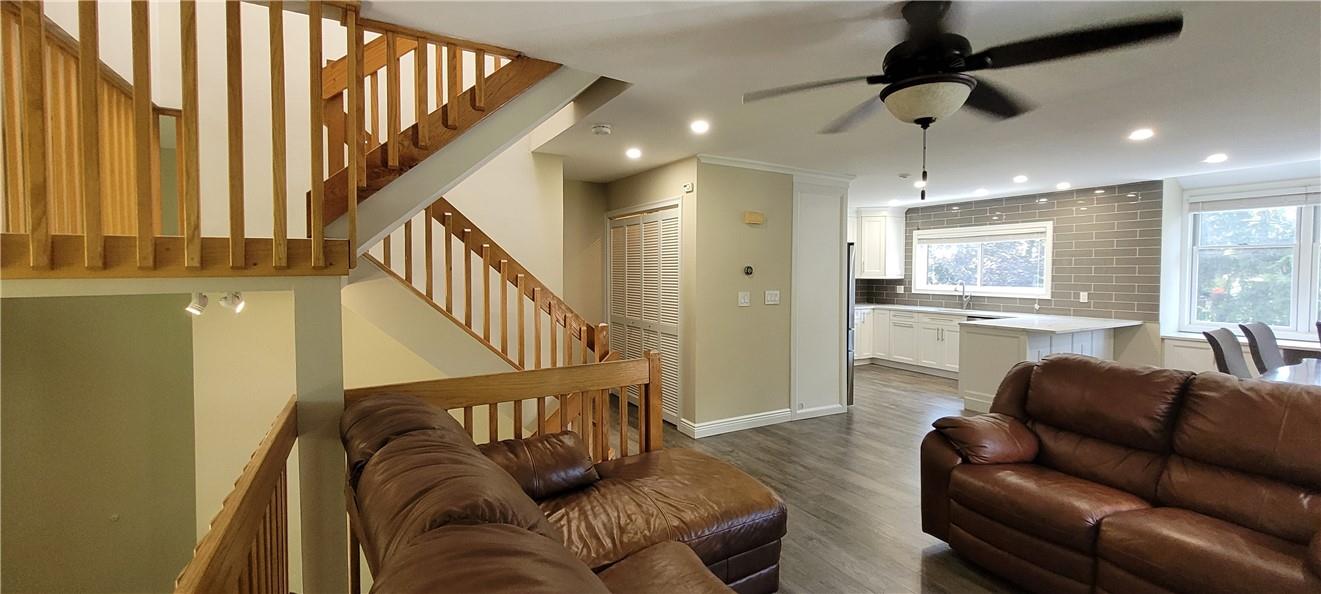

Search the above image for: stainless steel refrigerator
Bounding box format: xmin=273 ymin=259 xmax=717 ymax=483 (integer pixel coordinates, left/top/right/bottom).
xmin=846 ymin=242 xmax=855 ymax=406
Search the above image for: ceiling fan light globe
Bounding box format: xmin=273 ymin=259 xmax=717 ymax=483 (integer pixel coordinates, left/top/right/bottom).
xmin=879 ymin=74 xmax=976 ymax=125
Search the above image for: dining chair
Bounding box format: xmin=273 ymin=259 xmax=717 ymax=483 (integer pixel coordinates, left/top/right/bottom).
xmin=1239 ymin=322 xmax=1287 ymax=374
xmin=1203 ymin=328 xmax=1253 ymax=379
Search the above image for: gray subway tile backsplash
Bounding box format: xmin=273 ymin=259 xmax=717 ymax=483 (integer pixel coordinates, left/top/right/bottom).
xmin=855 ymin=181 xmax=1161 ymax=323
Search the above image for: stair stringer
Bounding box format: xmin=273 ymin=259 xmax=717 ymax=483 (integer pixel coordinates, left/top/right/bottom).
xmin=327 ymin=66 xmax=603 ymax=257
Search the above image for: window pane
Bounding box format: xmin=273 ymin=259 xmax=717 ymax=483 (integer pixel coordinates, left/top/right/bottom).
xmin=1195 ymin=247 xmax=1293 ymax=326
xmin=924 ymin=243 xmax=978 ymax=286
xmin=1197 ymin=208 xmax=1296 ymax=246
xmin=982 ymin=239 xmax=1047 ymax=288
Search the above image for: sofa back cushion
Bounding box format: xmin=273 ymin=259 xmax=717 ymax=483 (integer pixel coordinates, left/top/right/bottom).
xmin=479 ymin=431 xmax=600 ymax=499
xmin=356 ymin=432 xmax=561 ymax=561
xmin=368 ymin=524 xmax=608 ymax=594
xmin=340 ymin=393 xmax=471 ymax=485
xmin=1158 ymin=373 xmax=1321 ymax=544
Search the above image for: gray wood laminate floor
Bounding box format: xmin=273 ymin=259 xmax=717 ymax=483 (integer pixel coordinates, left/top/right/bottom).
xmin=662 ymin=365 xmax=1021 ymax=594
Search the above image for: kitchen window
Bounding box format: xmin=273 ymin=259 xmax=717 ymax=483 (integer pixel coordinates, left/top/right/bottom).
xmin=912 ymin=221 xmax=1053 ymax=298
xmin=1182 ymin=183 xmax=1321 ymax=338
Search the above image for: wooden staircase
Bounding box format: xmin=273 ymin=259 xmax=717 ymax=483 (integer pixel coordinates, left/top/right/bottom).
xmin=366 ymin=195 xmax=611 ymax=436
xmin=0 ymin=1 xmax=560 ymax=280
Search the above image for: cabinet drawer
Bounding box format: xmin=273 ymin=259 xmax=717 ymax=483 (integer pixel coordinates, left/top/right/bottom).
xmin=891 ymin=311 xmax=915 ymax=322
xmin=916 ymin=313 xmax=964 ymax=326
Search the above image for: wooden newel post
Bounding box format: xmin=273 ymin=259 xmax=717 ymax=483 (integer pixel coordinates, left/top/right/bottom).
xmin=596 ymin=323 xmax=609 ymax=362
xmin=643 ymin=349 xmax=663 ymax=452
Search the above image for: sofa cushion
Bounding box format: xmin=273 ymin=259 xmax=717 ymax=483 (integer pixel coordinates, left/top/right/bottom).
xmin=355 ymin=432 xmax=561 ymax=561
xmin=1027 ymin=356 xmax=1191 ymax=452
xmin=1157 ymin=454 xmax=1320 ymax=544
xmin=1176 ymin=373 xmax=1321 ymax=490
xmin=1031 ymin=421 xmax=1168 ymax=502
xmin=1099 ymin=507 xmax=1321 ymax=594
xmin=368 ymin=524 xmax=608 ymax=594
xmin=340 ymin=393 xmax=471 ymax=485
xmin=479 ymin=431 xmax=600 ymax=499
xmin=597 ymin=541 xmax=734 ymax=594
xmin=949 ymin=463 xmax=1149 ymax=553
xmin=539 ymin=448 xmax=787 ymax=570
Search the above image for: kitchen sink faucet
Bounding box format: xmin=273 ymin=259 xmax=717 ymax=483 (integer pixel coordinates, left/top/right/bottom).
xmin=956 ymin=281 xmax=971 ymax=310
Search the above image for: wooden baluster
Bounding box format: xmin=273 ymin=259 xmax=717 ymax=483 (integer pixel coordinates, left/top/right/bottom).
xmin=533 ymin=288 xmax=543 ymax=368
xmin=643 ymin=350 xmax=663 ymax=452
xmin=514 ymin=398 xmax=523 ymax=439
xmin=595 ymin=378 xmax=608 ymax=460
xmin=537 ymin=396 xmax=546 ymax=435
xmin=548 ymin=302 xmax=558 ymax=369
xmin=581 ymin=390 xmax=591 ymax=458
xmin=403 ymin=219 xmax=413 ymax=283
xmin=424 ymin=205 xmax=434 ymax=299
xmin=488 ymin=402 xmax=498 ymax=443
xmin=463 ymin=229 xmax=473 ymax=327
xmin=471 ymin=50 xmax=486 ymax=111
xmin=385 ymin=32 xmax=400 ymax=168
xmin=226 ymin=0 xmax=245 ymax=269
xmin=308 ymin=0 xmax=325 ymax=268
xmin=482 ymin=244 xmax=491 ymax=340
xmin=20 ymin=0 xmax=48 ymax=268
xmin=443 ymin=212 xmax=453 ymax=312
xmin=382 ymin=233 xmax=391 ymax=268
xmin=80 ymin=0 xmax=103 ymax=268
xmin=557 ymin=394 xmax=567 ymax=431
xmin=463 ymin=406 xmax=473 ymax=437
xmin=565 ymin=318 xmax=574 ymax=367
xmin=618 ymin=385 xmax=628 ymax=458
xmin=413 ymin=38 xmax=427 ymax=148
xmin=269 ymin=2 xmax=287 ymax=269
xmin=346 ymin=8 xmax=362 ymax=266
xmin=581 ymin=324 xmax=590 ymax=365
xmin=368 ymin=71 xmax=379 ymax=146
xmin=516 ymin=274 xmax=526 ymax=367
xmin=443 ymin=44 xmax=460 ymax=129
xmin=433 ymin=44 xmax=442 ymax=113
xmin=499 ymin=260 xmax=509 ymax=353
xmin=180 ymin=0 xmax=201 ymax=268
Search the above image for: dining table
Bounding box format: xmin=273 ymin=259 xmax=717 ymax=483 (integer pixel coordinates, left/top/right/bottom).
xmin=1259 ymin=358 xmax=1321 ymax=386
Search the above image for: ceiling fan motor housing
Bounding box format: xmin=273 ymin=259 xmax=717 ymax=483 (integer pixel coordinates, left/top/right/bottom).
xmin=878 ymin=73 xmax=976 ymax=124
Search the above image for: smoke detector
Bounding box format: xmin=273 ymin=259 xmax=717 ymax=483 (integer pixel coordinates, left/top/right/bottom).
xmin=591 ymin=123 xmax=612 ymax=136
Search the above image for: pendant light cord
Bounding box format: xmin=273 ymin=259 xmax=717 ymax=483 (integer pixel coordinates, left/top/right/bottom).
xmin=920 ymin=123 xmax=929 ymax=200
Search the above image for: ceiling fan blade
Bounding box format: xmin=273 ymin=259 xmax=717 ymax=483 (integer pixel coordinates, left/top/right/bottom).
xmin=964 ymin=78 xmax=1031 ymax=119
xmin=743 ymin=75 xmax=884 ymax=104
xmin=820 ymin=97 xmax=886 ymax=134
xmin=963 ymin=15 xmax=1183 ymax=70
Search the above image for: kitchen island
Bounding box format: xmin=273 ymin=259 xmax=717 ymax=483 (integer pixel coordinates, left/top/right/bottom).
xmin=851 ymin=303 xmax=1142 ymax=412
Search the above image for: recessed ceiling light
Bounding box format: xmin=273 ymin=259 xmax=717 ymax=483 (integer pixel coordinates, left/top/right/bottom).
xmin=1203 ymin=153 xmax=1228 ymax=163
xmin=1093 ymin=189 xmax=1106 ymax=194
xmin=1056 ymin=182 xmax=1072 ymax=190
xmin=1128 ymin=128 xmax=1155 ymax=141
xmin=914 ymin=180 xmax=927 ymax=189
xmin=625 ymin=147 xmax=642 ymax=160
xmin=973 ymin=188 xmax=989 ymax=196
xmin=689 ymin=120 xmax=710 ymax=135
xmin=1013 ymin=175 xmax=1028 ymax=183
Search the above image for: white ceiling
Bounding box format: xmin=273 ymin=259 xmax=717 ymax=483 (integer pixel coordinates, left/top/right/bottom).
xmin=362 ymin=1 xmax=1321 ymax=206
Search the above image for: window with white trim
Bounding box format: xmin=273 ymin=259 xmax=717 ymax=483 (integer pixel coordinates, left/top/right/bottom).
xmin=912 ymin=222 xmax=1053 ymax=298
xmin=1181 ymin=182 xmax=1321 ymax=338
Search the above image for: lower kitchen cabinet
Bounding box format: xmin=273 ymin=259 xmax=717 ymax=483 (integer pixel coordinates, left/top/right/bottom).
xmin=889 ymin=314 xmax=918 ymax=364
xmin=855 ymin=309 xmax=874 ymax=359
xmin=871 ymin=310 xmax=890 ymax=359
xmin=855 ymin=307 xmax=962 ymax=374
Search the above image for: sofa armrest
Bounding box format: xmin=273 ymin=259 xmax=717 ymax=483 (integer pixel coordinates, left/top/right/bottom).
xmin=932 ymin=413 xmax=1039 ymax=464
xmin=920 ymin=431 xmax=962 ymax=542
xmin=1309 ymin=531 xmax=1321 ymax=579
xmin=479 ymin=431 xmax=600 ymax=500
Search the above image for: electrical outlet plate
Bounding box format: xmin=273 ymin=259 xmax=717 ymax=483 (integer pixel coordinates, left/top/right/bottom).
xmin=896 ymin=286 xmax=904 ymax=294
xmin=738 ymin=291 xmax=751 ymax=307
xmin=765 ymin=290 xmax=780 ymax=305
xmin=1080 ymin=291 xmax=1089 ymax=303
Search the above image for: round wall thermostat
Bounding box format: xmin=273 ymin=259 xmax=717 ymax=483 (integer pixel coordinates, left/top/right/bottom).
xmin=743 ymin=265 xmax=754 ymax=276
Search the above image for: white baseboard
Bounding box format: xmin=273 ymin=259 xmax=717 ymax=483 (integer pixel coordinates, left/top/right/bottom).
xmin=792 ymin=403 xmax=847 ymax=421
xmin=962 ymin=392 xmax=994 ymax=413
xmin=869 ymin=358 xmax=959 ymax=380
xmin=677 ymin=408 xmax=793 ymax=439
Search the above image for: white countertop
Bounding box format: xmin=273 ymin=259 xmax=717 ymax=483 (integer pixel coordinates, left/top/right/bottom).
xmin=855 ymin=303 xmax=1144 ymax=334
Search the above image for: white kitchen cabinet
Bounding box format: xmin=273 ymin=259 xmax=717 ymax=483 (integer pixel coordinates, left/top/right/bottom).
xmin=847 ymin=216 xmax=857 ymax=244
xmin=889 ymin=313 xmax=917 ymax=363
xmin=917 ymin=324 xmax=942 ymax=367
xmin=871 ymin=309 xmax=890 ymax=359
xmin=915 ymin=313 xmax=965 ymax=372
xmin=855 ymin=208 xmax=905 ymax=279
xmin=854 ymin=308 xmax=873 ymax=359
xmin=941 ymin=326 xmax=961 ymax=372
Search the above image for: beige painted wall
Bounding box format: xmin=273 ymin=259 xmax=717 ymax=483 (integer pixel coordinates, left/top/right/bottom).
xmin=191 ymin=291 xmax=304 ymax=593
xmin=692 ymin=163 xmax=795 ymax=422
xmin=563 ymin=180 xmax=607 ymax=324
xmin=2 ymin=295 xmax=196 ymax=594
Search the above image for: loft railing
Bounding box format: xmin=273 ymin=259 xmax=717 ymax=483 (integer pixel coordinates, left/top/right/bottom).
xmin=174 ymin=397 xmax=298 ymax=594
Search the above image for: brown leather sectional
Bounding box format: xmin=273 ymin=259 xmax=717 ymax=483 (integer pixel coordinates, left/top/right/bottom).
xmin=922 ymin=355 xmax=1321 ymax=594
xmin=341 ymin=394 xmax=787 ymax=593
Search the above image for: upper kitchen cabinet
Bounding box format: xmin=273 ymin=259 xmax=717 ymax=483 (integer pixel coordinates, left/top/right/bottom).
xmin=853 ymin=208 xmax=905 ymax=279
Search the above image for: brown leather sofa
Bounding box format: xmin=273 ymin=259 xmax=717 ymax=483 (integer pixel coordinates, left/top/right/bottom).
xmin=341 ymin=394 xmax=787 ymax=593
xmin=922 ymin=355 xmax=1321 ymax=594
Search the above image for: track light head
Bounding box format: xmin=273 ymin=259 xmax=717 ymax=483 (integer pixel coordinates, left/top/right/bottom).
xmin=185 ymin=293 xmax=208 ymax=316
xmin=219 ymin=291 xmax=246 ymax=314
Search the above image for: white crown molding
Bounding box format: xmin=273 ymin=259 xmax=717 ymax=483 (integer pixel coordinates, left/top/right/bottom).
xmin=696 ymin=154 xmax=854 ymax=187
xmin=676 ymin=408 xmax=792 ymax=439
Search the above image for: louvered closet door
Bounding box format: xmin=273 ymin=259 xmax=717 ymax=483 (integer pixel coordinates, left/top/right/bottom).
xmin=609 ymin=206 xmax=681 ymax=422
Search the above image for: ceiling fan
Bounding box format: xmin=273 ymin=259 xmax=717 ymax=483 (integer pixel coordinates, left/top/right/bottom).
xmin=743 ymin=1 xmax=1184 ymax=133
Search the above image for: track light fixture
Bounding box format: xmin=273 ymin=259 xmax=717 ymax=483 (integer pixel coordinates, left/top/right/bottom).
xmin=219 ymin=291 xmax=246 ymax=314
xmin=185 ymin=293 xmax=208 ymax=316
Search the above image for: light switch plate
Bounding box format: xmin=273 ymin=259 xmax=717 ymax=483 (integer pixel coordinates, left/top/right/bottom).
xmin=1079 ymin=291 xmax=1089 ymax=303
xmin=765 ymin=290 xmax=780 ymax=305
xmin=738 ymin=291 xmax=751 ymax=307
